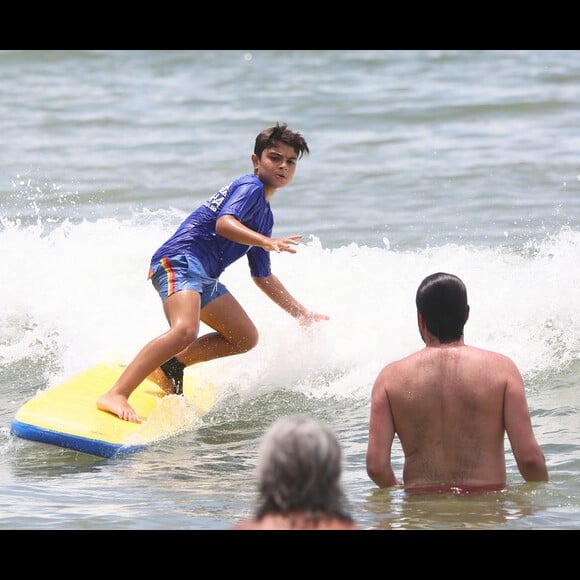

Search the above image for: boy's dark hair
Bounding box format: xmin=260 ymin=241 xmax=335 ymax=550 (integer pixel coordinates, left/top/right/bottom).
xmin=254 ymin=122 xmax=310 ymax=159
xmin=416 ymin=272 xmax=469 ymax=343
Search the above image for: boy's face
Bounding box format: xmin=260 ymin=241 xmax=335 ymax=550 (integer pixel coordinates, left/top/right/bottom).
xmin=252 ymin=143 xmax=298 ymax=197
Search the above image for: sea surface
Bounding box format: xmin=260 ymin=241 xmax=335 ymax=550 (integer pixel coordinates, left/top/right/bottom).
xmin=1 ymin=50 xmax=579 ymax=531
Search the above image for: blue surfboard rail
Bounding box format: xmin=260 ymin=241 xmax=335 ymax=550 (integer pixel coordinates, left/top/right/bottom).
xmin=10 ymin=419 xmax=146 ymax=458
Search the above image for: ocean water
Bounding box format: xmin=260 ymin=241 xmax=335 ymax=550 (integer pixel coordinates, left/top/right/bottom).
xmin=1 ymin=50 xmax=579 ymax=531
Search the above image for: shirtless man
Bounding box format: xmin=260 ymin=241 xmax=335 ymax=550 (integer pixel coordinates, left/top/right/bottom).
xmin=366 ymin=272 xmax=548 ymax=493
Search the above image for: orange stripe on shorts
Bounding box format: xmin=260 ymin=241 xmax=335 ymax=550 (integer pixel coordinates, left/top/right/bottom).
xmin=160 ymin=257 xmax=176 ymax=296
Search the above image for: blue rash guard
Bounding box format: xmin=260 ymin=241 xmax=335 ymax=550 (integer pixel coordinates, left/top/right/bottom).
xmin=150 ymin=174 xmax=273 ymax=279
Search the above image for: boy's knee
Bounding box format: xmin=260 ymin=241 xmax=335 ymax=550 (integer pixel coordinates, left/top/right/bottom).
xmin=172 ymin=324 xmax=199 ymax=348
xmin=237 ymin=328 xmax=259 ymax=353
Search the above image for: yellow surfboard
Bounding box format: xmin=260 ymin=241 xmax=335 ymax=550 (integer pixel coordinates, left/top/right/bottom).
xmin=10 ymin=363 xmax=217 ymax=458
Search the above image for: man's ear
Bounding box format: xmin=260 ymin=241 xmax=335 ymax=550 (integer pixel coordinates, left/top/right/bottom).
xmin=417 ymin=312 xmax=429 ymax=344
xmin=417 ymin=312 xmax=426 ymax=334
xmin=465 ymin=304 xmax=470 ymax=323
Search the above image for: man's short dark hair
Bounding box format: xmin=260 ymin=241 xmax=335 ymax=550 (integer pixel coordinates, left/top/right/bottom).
xmin=416 ymin=272 xmax=469 ymax=343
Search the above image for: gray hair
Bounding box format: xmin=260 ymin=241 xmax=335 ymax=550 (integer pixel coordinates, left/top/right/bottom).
xmin=254 ymin=415 xmax=354 ymax=522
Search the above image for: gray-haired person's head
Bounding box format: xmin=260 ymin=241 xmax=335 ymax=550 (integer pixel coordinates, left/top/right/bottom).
xmin=254 ymin=415 xmax=353 ymax=522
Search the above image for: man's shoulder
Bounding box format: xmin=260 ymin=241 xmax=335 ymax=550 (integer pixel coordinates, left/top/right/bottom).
xmin=375 ymin=350 xmax=424 ymax=383
xmin=391 ymin=348 xmax=429 ymax=366
xmin=465 ymin=344 xmax=515 ymax=366
xmin=380 ymin=344 xmax=516 ymax=377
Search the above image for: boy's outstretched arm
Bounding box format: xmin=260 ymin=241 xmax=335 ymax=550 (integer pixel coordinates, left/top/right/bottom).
xmin=216 ymin=215 xmax=301 ymax=254
xmin=253 ymin=274 xmax=329 ymax=326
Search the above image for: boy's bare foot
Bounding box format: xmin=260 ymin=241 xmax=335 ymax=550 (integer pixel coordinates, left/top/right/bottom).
xmin=97 ymin=392 xmax=142 ymax=424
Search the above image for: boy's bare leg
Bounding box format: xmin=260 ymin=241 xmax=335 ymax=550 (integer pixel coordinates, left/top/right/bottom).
xmin=97 ymin=291 xmax=202 ymax=423
xmin=147 ymin=367 xmax=175 ymax=393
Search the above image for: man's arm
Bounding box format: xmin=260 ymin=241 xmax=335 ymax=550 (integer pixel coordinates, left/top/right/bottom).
xmin=503 ymin=358 xmax=549 ymax=482
xmin=366 ymin=368 xmax=401 ymax=488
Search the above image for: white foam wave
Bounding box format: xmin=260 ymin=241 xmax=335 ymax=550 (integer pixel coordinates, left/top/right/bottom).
xmin=1 ymin=213 xmax=579 ymax=401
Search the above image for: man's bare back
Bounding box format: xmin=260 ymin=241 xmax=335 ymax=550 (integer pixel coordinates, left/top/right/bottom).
xmin=366 ymin=272 xmax=548 ymax=492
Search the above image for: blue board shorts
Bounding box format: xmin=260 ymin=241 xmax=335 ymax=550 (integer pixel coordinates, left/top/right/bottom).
xmin=148 ymin=254 xmax=229 ymax=308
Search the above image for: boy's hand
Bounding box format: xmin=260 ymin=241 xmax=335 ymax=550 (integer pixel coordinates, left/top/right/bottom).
xmin=266 ymin=235 xmax=303 ymax=254
xmin=298 ymin=310 xmax=330 ymax=328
